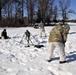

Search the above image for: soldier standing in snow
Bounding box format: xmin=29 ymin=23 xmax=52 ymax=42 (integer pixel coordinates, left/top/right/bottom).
xmin=47 ymin=22 xmax=70 ymax=63
xmin=39 ymin=21 xmax=46 ymax=37
xmin=1 ymin=29 xmax=10 ymax=39
xmin=25 ymin=30 xmax=31 ymax=47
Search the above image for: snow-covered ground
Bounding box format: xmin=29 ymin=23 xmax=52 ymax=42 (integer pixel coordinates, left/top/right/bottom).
xmin=0 ymin=23 xmax=76 ymax=75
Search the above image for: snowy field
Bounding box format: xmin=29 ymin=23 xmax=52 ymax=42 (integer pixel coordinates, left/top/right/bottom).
xmin=0 ymin=23 xmax=76 ymax=75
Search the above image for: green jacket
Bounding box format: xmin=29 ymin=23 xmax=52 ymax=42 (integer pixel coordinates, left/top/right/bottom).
xmin=48 ymin=24 xmax=70 ymax=43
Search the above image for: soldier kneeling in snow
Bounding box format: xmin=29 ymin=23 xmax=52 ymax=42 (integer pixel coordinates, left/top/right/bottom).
xmin=1 ymin=29 xmax=10 ymax=39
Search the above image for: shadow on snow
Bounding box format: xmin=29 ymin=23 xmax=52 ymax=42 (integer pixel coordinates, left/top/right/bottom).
xmin=48 ymin=51 xmax=76 ymax=63
xmin=69 ymin=32 xmax=76 ymax=34
xmin=66 ymin=51 xmax=76 ymax=63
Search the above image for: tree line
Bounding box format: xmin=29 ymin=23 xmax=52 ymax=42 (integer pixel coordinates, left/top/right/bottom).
xmin=0 ymin=0 xmax=75 ymax=27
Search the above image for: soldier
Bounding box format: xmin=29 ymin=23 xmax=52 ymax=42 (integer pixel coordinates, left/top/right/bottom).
xmin=47 ymin=22 xmax=70 ymax=63
xmin=1 ymin=29 xmax=10 ymax=39
xmin=39 ymin=21 xmax=46 ymax=37
xmin=25 ymin=30 xmax=31 ymax=47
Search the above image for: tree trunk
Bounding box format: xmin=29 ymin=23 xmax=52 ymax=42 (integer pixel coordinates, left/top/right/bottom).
xmin=0 ymin=8 xmax=1 ymax=20
xmin=0 ymin=0 xmax=1 ymax=20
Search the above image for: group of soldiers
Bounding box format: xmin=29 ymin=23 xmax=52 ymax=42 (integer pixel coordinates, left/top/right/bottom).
xmin=34 ymin=21 xmax=70 ymax=63
xmin=0 ymin=21 xmax=70 ymax=63
xmin=0 ymin=21 xmax=46 ymax=39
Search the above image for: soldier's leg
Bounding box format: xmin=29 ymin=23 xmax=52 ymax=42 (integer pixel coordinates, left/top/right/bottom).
xmin=47 ymin=42 xmax=55 ymax=60
xmin=43 ymin=30 xmax=46 ymax=37
xmin=40 ymin=29 xmax=42 ymax=37
xmin=27 ymin=37 xmax=30 ymax=46
xmin=26 ymin=36 xmax=29 ymax=46
xmin=55 ymin=42 xmax=66 ymax=61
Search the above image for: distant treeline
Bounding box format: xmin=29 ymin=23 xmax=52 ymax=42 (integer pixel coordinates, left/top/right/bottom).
xmin=0 ymin=0 xmax=75 ymax=27
xmin=0 ymin=18 xmax=76 ymax=27
xmin=68 ymin=20 xmax=76 ymax=23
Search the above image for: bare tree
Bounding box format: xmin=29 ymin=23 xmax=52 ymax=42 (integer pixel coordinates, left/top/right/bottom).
xmin=53 ymin=5 xmax=58 ymax=24
xmin=15 ymin=0 xmax=24 ymax=19
xmin=37 ymin=0 xmax=49 ymax=24
xmin=59 ymin=0 xmax=75 ymax=24
xmin=36 ymin=8 xmax=42 ymax=23
xmin=2 ymin=0 xmax=14 ymax=19
xmin=48 ymin=0 xmax=55 ymax=21
xmin=25 ymin=0 xmax=37 ymax=25
xmin=0 ymin=0 xmax=10 ymax=20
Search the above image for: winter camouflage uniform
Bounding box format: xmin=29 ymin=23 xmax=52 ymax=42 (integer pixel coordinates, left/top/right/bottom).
xmin=1 ymin=29 xmax=10 ymax=39
xmin=48 ymin=24 xmax=70 ymax=43
xmin=48 ymin=24 xmax=63 ymax=42
xmin=47 ymin=23 xmax=70 ymax=62
xmin=39 ymin=21 xmax=46 ymax=37
xmin=25 ymin=30 xmax=30 ymax=46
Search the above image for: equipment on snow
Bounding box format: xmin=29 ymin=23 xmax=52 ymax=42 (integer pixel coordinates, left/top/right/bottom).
xmin=30 ymin=34 xmax=44 ymax=48
xmin=19 ymin=30 xmax=44 ymax=48
xmin=20 ymin=33 xmax=25 ymax=43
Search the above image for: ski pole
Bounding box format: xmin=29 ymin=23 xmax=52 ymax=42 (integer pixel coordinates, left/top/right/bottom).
xmin=30 ymin=34 xmax=40 ymax=45
xmin=29 ymin=39 xmax=34 ymax=46
xmin=20 ymin=33 xmax=25 ymax=43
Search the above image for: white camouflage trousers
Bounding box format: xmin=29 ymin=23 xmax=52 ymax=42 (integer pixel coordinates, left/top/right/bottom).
xmin=47 ymin=42 xmax=66 ymax=61
xmin=40 ymin=28 xmax=46 ymax=37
